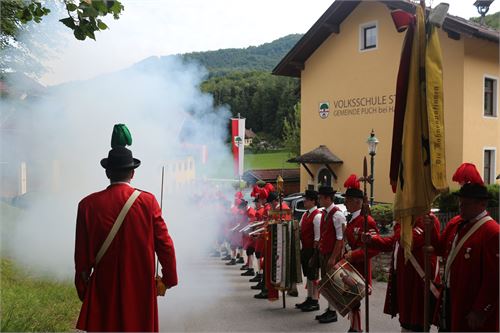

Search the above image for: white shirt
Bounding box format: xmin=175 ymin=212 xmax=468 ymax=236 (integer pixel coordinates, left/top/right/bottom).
xmin=300 ymin=206 xmax=322 ymax=242
xmin=348 ymin=209 xmax=361 ymax=223
xmin=110 ymin=181 xmax=131 ymax=186
xmin=325 ymin=202 xmax=346 ymax=240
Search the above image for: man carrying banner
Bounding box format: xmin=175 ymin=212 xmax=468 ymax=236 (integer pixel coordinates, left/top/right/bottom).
xmin=363 ymin=213 xmax=440 ymax=331
xmin=74 ymin=125 xmax=178 ymax=332
xmin=434 ymin=163 xmax=499 ymax=332
xmin=342 ymin=175 xmax=379 ymax=332
xmin=295 ymin=189 xmax=322 ymax=312
xmin=316 ymin=185 xmax=346 ymax=324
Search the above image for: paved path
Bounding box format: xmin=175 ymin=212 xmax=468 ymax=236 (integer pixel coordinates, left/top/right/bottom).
xmin=157 ymin=256 xmax=426 ymax=332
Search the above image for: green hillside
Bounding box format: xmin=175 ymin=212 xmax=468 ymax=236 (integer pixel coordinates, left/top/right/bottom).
xmin=182 ymin=34 xmax=302 ymax=76
xmin=470 ymin=12 xmax=500 ymax=30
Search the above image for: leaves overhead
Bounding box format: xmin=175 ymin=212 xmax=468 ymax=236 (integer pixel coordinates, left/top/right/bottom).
xmin=2 ymin=0 xmax=124 ymax=43
xmin=58 ymin=0 xmax=124 ymax=41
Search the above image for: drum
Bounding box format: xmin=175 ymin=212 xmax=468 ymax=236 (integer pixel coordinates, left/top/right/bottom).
xmin=319 ymin=259 xmax=366 ymax=317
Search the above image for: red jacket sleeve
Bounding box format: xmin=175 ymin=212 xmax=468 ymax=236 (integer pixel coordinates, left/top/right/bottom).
xmin=351 ymin=217 xmax=380 ymax=262
xmin=74 ymin=201 xmax=90 ymax=301
xmin=152 ymin=197 xmax=178 ymax=288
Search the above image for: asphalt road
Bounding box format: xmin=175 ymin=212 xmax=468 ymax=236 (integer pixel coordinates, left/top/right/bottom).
xmin=157 ymin=256 xmax=428 ymax=332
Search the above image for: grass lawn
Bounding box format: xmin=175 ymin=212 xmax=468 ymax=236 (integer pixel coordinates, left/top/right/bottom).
xmin=1 ymin=258 xmax=80 ymax=332
xmin=245 ymin=151 xmax=298 ymax=170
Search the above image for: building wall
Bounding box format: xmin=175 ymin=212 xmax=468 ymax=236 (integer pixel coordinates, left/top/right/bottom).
xmin=299 ymin=1 xmax=498 ymax=202
xmin=301 ymin=1 xmax=406 ymax=202
xmin=462 ymin=37 xmax=500 ymax=186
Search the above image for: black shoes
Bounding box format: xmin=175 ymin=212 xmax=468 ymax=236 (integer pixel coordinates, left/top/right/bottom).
xmin=240 ymin=264 xmax=249 ymax=270
xmin=315 ymin=309 xmax=332 ymax=320
xmin=225 ymin=258 xmax=236 ymax=265
xmin=221 ymin=254 xmax=232 ymax=261
xmin=249 ymin=273 xmax=262 ymax=282
xmin=287 ymin=289 xmax=298 ymax=297
xmin=301 ymin=300 xmax=320 ymax=312
xmin=236 ymin=257 xmax=244 ymax=264
xmin=254 ymin=291 xmax=268 ymax=299
xmin=295 ymin=297 xmax=312 ymax=309
xmin=250 ymin=281 xmax=263 ymax=290
xmin=241 ymin=269 xmax=255 ymax=276
xmin=317 ymin=309 xmax=338 ymax=323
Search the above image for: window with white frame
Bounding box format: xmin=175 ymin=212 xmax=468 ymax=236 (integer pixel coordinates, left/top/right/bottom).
xmin=484 ymin=149 xmax=496 ymax=184
xmin=484 ymin=77 xmax=498 ymax=117
xmin=360 ymin=22 xmax=377 ymax=51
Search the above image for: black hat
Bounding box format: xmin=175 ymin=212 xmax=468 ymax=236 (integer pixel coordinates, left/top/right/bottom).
xmin=267 ymin=191 xmax=278 ymax=203
xmin=318 ymin=186 xmax=336 ymax=196
xmin=303 ymin=189 xmax=318 ymax=200
xmin=238 ymin=199 xmax=248 ymax=209
xmin=454 ymin=183 xmax=491 ymax=199
xmin=344 ymin=188 xmax=364 ymax=199
xmin=100 ymin=146 xmax=141 ymax=170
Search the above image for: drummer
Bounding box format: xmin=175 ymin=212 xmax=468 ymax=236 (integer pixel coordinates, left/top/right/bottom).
xmin=316 ymin=185 xmax=347 ymax=324
xmin=342 ymin=175 xmax=379 ymax=332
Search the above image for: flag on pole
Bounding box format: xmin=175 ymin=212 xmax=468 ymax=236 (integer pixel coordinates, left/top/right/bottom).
xmin=231 ymin=117 xmax=246 ymax=177
xmin=390 ymin=5 xmax=448 ymax=259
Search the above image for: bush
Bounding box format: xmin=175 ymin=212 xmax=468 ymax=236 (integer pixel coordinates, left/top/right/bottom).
xmin=371 ymin=203 xmax=394 ymax=234
xmin=434 ymin=184 xmax=499 ymax=213
xmin=433 ymin=190 xmax=459 ymax=212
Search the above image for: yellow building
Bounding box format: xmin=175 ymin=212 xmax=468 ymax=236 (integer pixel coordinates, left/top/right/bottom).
xmin=274 ymin=0 xmax=499 ymax=203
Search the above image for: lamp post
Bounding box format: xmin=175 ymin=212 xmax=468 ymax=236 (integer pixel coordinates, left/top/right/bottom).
xmin=366 ymin=129 xmax=379 ymax=206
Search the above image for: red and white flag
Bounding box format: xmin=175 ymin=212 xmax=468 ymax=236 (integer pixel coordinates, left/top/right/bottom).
xmin=231 ymin=117 xmax=245 ymax=177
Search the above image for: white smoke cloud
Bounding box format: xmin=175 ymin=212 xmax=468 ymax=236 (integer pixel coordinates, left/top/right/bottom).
xmin=0 ymin=5 xmax=241 ymax=320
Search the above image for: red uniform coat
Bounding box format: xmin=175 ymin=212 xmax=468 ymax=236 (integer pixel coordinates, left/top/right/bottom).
xmin=255 ymin=204 xmax=270 ymax=254
xmin=435 ymin=213 xmax=499 ymax=332
xmin=243 ymin=207 xmax=256 ymax=249
xmin=229 ymin=206 xmax=243 ymax=248
xmin=370 ymin=216 xmax=440 ymax=328
xmin=344 ymin=214 xmax=379 ymax=285
xmin=75 ymin=183 xmax=177 ymax=332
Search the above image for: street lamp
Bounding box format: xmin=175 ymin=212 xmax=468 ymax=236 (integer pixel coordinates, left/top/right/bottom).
xmin=366 ymin=129 xmax=379 ymax=206
xmin=474 ymin=0 xmax=494 ymax=25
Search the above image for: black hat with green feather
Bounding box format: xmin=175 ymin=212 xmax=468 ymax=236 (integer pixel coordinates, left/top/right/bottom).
xmin=100 ymin=124 xmax=141 ymax=170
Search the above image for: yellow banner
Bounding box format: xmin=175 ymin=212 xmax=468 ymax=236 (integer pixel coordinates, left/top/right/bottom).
xmin=426 ymin=25 xmax=448 ymax=191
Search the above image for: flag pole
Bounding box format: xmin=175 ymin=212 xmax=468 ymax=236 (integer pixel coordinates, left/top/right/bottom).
xmin=156 ymin=166 xmax=165 ymax=277
xmin=277 ymin=175 xmax=286 ymax=308
xmin=362 ymin=157 xmax=370 ymax=332
xmin=420 ymin=1 xmax=431 ymax=331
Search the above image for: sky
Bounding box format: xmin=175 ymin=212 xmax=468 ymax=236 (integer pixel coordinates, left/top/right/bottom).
xmin=40 ymin=0 xmax=500 ymax=86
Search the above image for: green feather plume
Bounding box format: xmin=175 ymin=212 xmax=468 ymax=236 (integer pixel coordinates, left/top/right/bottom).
xmin=111 ymin=124 xmax=132 ymax=148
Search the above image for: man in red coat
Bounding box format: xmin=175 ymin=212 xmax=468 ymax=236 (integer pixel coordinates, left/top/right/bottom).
xmin=434 ymin=163 xmax=499 ymax=332
xmin=342 ymin=174 xmax=379 ymax=332
xmin=75 ymin=145 xmax=178 ymax=332
xmin=240 ymin=199 xmax=257 ymax=276
xmin=364 ymin=215 xmax=440 ymax=331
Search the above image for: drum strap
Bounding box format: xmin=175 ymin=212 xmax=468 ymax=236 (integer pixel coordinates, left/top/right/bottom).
xmin=95 ymin=190 xmax=141 ymax=265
